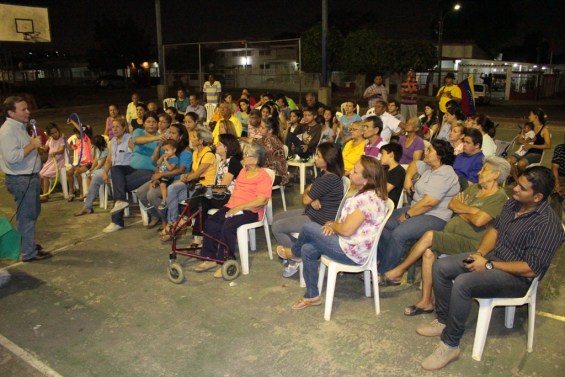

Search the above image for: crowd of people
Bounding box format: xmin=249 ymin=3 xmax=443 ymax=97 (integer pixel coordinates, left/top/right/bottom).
xmin=1 ymin=69 xmax=564 ymax=371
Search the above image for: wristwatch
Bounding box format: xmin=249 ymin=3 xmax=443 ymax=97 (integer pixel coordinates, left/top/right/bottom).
xmin=485 ymin=260 xmax=494 ymax=270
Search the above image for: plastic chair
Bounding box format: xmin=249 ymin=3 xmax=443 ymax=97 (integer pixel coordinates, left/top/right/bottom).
xmin=298 ymin=176 xmax=351 ymax=287
xmin=204 ymin=103 xmax=217 ymax=123
xmin=317 ymin=198 xmax=395 ymax=321
xmin=236 ymin=168 xmax=275 ymax=275
xmin=472 ymin=277 xmax=539 ymax=361
xmin=366 ymin=107 xmax=375 ymax=116
xmin=287 ymin=159 xmax=317 ymax=194
xmin=270 ymin=146 xmax=289 ymax=214
xmin=163 ymin=98 xmax=176 ymax=109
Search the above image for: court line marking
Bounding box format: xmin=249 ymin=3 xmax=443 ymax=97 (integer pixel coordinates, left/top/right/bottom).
xmin=537 ymin=310 xmax=565 ymax=322
xmin=0 ymin=334 xmax=63 ymax=377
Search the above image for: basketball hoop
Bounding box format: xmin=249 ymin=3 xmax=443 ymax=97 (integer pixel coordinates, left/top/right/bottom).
xmin=23 ymin=32 xmax=40 ymax=42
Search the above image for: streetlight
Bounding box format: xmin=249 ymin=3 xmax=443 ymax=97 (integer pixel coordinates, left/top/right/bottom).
xmin=437 ymin=3 xmax=461 ymax=91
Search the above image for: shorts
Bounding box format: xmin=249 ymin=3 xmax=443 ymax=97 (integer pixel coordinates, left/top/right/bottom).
xmin=159 ymin=177 xmax=174 ymax=186
xmin=516 ymin=153 xmax=542 ymax=165
xmin=431 ymin=231 xmax=479 ymax=256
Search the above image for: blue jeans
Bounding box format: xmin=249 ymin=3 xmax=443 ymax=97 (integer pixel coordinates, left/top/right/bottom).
xmin=84 ymin=169 xmax=105 ymax=209
xmin=5 ymin=174 xmax=41 ymax=259
xmin=136 ymin=180 xmax=167 ymax=224
xmin=292 ymin=222 xmax=357 ymax=299
xmin=165 ymin=181 xmax=188 ymax=224
xmin=433 ymin=253 xmax=531 ymax=347
xmin=109 ymin=167 xmax=153 ymax=227
xmin=377 ymin=207 xmax=446 ymax=273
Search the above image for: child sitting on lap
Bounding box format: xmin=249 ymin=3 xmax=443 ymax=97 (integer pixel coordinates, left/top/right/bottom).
xmin=153 ymin=139 xmax=179 ymax=210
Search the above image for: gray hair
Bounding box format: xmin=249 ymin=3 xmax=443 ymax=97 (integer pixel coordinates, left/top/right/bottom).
xmin=484 ymin=156 xmax=511 ymax=185
xmin=195 ymin=126 xmax=213 ymax=146
xmin=244 ymin=143 xmax=267 ymax=167
xmin=408 ymin=116 xmax=422 ymax=130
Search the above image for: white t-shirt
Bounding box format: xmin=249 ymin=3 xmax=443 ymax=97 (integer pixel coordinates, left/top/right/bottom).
xmin=379 ymin=112 xmax=401 ymax=143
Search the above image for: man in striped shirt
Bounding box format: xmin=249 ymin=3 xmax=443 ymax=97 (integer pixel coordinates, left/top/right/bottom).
xmin=400 ymin=69 xmax=418 ymax=121
xmin=417 ymin=166 xmax=565 ymax=371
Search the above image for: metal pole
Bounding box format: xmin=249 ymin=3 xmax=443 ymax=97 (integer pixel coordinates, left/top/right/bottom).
xmin=437 ymin=10 xmax=443 ymax=93
xmin=298 ymin=38 xmax=302 ymax=106
xmin=198 ymin=43 xmax=202 ymax=102
xmin=155 ymin=0 xmax=164 ymax=85
xmin=321 ymin=0 xmax=328 ymax=87
xmin=245 ymin=41 xmax=248 ymax=87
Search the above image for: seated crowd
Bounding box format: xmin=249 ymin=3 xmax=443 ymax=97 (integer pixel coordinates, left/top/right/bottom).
xmin=10 ymin=85 xmax=564 ymax=373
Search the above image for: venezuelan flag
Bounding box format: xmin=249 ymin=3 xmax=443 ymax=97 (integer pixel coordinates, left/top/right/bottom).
xmin=458 ymin=75 xmax=476 ymax=116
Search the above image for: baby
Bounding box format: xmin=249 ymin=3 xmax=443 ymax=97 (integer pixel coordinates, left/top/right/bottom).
xmin=153 ymin=139 xmax=179 ymax=210
xmin=515 ymin=122 xmax=535 ymax=157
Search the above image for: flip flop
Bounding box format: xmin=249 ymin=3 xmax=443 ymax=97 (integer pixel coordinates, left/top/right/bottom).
xmin=404 ymin=305 xmax=434 ymax=316
xmin=292 ymin=297 xmax=322 ymax=310
xmin=378 ymin=274 xmax=401 ymax=287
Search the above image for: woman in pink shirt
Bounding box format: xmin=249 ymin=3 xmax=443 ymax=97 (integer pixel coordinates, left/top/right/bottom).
xmin=194 ymin=143 xmax=273 ymax=278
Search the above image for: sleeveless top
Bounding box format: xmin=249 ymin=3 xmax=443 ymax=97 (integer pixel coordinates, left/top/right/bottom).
xmin=527 ymin=125 xmax=546 ymax=155
xmin=111 ymin=133 xmax=133 ymax=166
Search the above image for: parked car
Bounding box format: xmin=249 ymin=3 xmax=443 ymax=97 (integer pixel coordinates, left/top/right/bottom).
xmin=96 ymin=75 xmax=128 ymax=89
xmin=474 ymin=84 xmax=491 ymax=105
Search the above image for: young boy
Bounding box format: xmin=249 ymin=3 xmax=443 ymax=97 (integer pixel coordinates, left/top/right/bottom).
xmin=286 ymin=106 xmax=322 ymax=161
xmin=379 ymin=142 xmax=406 ymax=207
xmin=154 ymin=139 xmax=179 ymax=210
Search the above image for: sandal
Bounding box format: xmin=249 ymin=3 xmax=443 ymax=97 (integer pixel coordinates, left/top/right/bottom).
xmin=292 ymin=297 xmax=322 ymax=310
xmin=378 ymin=273 xmax=401 ymax=287
xmin=404 ymin=305 xmax=434 ymax=317
xmin=74 ymin=207 xmax=94 ymax=216
xmin=159 ymin=227 xmax=173 ymax=242
xmin=276 ymin=246 xmax=301 ymax=262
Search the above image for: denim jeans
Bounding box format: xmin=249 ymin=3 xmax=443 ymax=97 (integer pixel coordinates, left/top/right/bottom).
xmin=271 ymin=209 xmax=312 ymax=248
xmin=84 ymin=169 xmax=105 ymax=209
xmin=136 ymin=180 xmax=166 ymax=224
xmin=109 ymin=167 xmax=153 ymax=227
xmin=5 ymin=174 xmax=41 ymax=259
xmin=377 ymin=207 xmax=446 ymax=273
xmin=433 ymin=253 xmax=531 ymax=347
xmin=292 ymin=222 xmax=357 ymax=299
xmin=165 ymin=181 xmax=188 ymax=224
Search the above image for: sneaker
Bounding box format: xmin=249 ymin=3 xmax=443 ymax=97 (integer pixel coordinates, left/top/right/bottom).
xmin=110 ymin=200 xmax=129 ymax=214
xmin=416 ymin=319 xmax=446 ymax=337
xmin=282 ymin=261 xmax=299 ymax=278
xmin=102 ymin=222 xmax=124 ymax=233
xmin=421 ymin=341 xmax=460 ymax=371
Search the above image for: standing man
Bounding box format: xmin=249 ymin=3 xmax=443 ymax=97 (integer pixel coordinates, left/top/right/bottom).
xmin=202 ymin=74 xmax=222 ymax=104
xmin=400 ymin=69 xmax=419 ymax=121
xmin=0 ymin=96 xmax=52 ymax=261
xmin=125 ymin=92 xmax=142 ymax=124
xmin=363 ymin=73 xmax=388 ymax=109
xmin=417 ymin=166 xmax=564 ymax=371
xmin=436 ymin=73 xmax=462 ymax=121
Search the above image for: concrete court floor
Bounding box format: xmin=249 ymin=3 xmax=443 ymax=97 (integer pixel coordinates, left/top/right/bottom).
xmin=0 ymin=172 xmax=565 ymax=377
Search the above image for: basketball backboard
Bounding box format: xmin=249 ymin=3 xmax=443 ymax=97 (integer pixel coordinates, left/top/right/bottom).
xmin=0 ymin=4 xmax=51 ymax=43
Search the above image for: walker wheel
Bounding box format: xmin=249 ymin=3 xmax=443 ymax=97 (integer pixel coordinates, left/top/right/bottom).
xmin=222 ymin=260 xmax=240 ymax=281
xmin=167 ymin=262 xmax=184 ymax=284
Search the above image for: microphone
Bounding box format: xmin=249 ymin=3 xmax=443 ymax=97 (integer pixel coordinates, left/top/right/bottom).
xmin=30 ymin=119 xmax=38 ymax=136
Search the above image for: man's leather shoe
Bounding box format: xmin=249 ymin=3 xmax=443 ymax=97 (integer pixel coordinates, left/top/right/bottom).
xmin=24 ymin=250 xmax=53 ymax=262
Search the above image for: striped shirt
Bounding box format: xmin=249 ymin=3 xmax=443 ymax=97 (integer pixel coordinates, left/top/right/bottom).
xmin=551 ymin=144 xmax=565 ymax=177
xmin=400 ymin=80 xmax=418 ymax=105
xmin=491 ymin=199 xmax=565 ymax=279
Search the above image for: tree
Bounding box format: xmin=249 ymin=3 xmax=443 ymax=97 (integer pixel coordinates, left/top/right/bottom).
xmin=337 ymin=28 xmax=380 ymax=73
xmin=300 ymin=23 xmax=343 ymax=73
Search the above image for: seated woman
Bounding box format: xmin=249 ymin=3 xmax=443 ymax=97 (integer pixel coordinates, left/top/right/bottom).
xmin=160 ymin=126 xmax=217 ymax=241
xmin=377 ymin=140 xmax=460 ymax=278
xmin=256 ymin=117 xmax=289 ymax=186
xmin=187 ymin=134 xmax=243 ymax=246
xmin=398 ymin=117 xmax=425 ymax=165
xmin=273 ymin=142 xmax=345 ymax=277
xmin=218 ymin=119 xmax=238 ymax=138
xmin=335 ymin=100 xmax=362 ymax=146
xmin=471 ymin=114 xmax=497 ymax=157
xmin=449 ymin=123 xmax=465 ymax=156
xmin=104 ymin=112 xmax=163 ymax=232
xmin=419 ymin=102 xmax=439 ymax=140
xmin=342 ymin=121 xmax=366 ymax=175
xmin=383 ymin=156 xmax=509 ymax=315
xmin=136 ymin=122 xmax=191 ymax=229
xmin=277 ymin=156 xmax=389 ymax=309
xmin=507 ymin=108 xmax=551 ymax=182
xmin=194 ymin=143 xmax=273 ymax=278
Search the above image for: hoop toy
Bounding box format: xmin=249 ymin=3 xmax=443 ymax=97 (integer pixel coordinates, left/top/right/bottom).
xmin=40 ymin=154 xmax=59 ymax=197
xmin=64 ymin=112 xmax=84 ymax=168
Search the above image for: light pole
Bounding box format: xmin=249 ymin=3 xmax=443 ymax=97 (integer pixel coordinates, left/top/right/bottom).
xmin=437 ymin=3 xmax=461 ymax=91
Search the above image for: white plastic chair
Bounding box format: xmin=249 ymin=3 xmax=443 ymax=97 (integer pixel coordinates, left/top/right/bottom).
xmin=270 ymin=145 xmax=289 ymax=214
xmin=317 ymin=198 xmax=395 ymax=321
xmin=204 ymin=103 xmax=217 ymax=123
xmin=163 ymin=98 xmax=176 ymax=109
xmin=366 ymin=107 xmax=376 ymax=116
xmin=472 ymin=277 xmax=539 ymax=361
xmin=298 ymin=176 xmax=351 ymax=287
xmin=236 ymin=168 xmax=275 ymax=275
xmin=287 ymin=158 xmax=317 ymax=194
